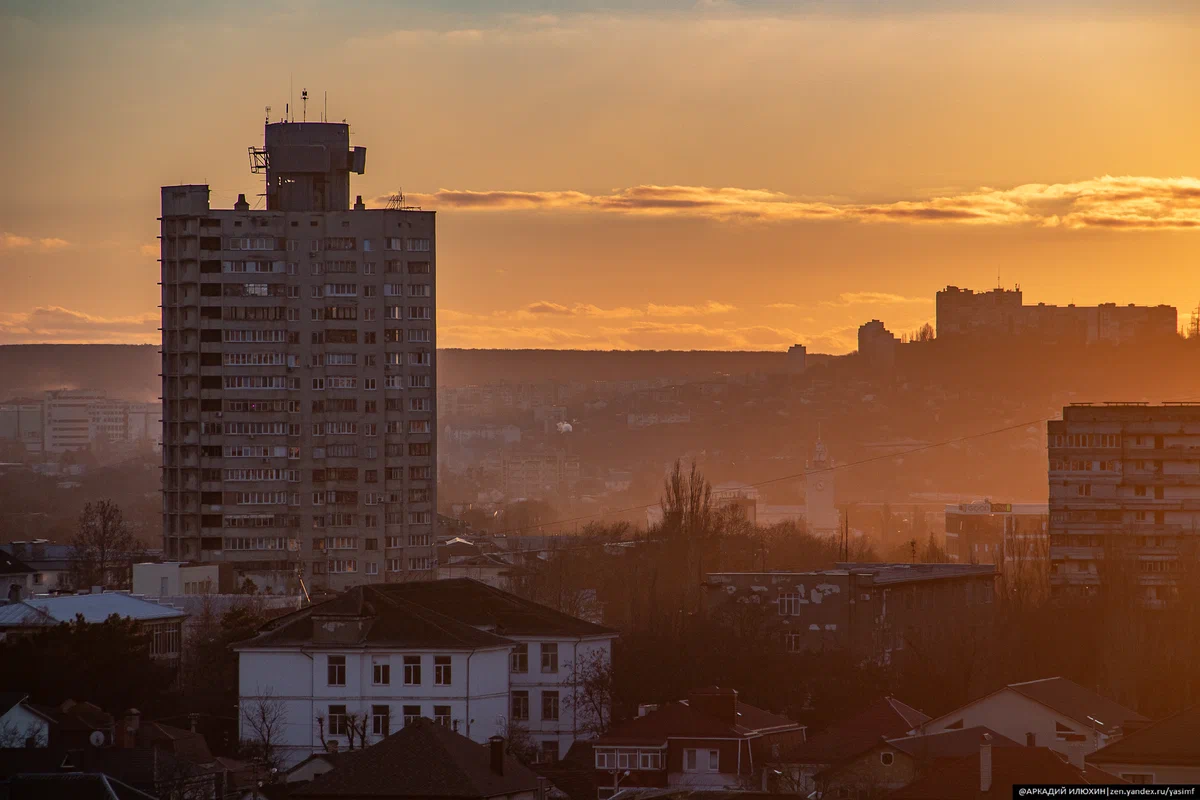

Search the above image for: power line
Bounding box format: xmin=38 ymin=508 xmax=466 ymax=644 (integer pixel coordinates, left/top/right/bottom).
xmin=479 ymin=415 xmax=1052 ymax=541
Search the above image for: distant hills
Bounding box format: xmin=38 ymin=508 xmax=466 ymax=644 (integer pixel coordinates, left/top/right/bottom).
xmin=0 ymin=345 xmax=818 ymax=401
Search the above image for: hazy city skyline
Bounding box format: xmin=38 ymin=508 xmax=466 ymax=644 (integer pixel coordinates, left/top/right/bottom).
xmin=3 ymin=0 xmax=1199 ymax=351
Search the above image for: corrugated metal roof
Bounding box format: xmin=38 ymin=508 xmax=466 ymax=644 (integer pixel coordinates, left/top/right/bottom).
xmin=1 ymin=593 xmax=187 ymax=624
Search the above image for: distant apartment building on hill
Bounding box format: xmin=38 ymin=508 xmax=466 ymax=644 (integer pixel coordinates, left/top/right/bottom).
xmin=937 ymin=285 xmax=1177 ymax=343
xmin=1047 ymin=403 xmax=1200 ymax=605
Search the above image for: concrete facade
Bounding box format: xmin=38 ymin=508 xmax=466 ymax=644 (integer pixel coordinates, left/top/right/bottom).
xmin=1047 ymin=403 xmax=1200 ymax=603
xmin=937 ymin=286 xmax=1177 ymax=343
xmin=706 ymin=563 xmax=996 ymax=663
xmin=160 ymin=120 xmax=436 ymax=593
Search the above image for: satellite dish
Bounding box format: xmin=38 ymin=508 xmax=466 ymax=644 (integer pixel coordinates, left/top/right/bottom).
xmin=89 ymin=730 xmax=105 ymax=747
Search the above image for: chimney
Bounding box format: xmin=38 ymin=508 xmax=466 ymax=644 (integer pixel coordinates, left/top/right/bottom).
xmin=123 ymin=709 xmax=141 ymax=749
xmin=638 ymin=704 xmax=659 ymax=718
xmin=91 ymin=586 xmax=103 ymax=595
xmin=980 ymin=733 xmax=993 ymax=792
xmin=537 ymin=776 xmax=549 ymax=800
xmin=1067 ymin=739 xmax=1086 ymax=769
xmin=688 ymin=686 xmax=739 ymax=726
xmin=1026 ymin=732 xmax=1036 ymax=747
xmin=489 ymin=735 xmax=505 ymax=776
xmin=234 ymin=193 xmax=250 ymax=211
xmin=354 ymin=195 xmax=366 ymax=210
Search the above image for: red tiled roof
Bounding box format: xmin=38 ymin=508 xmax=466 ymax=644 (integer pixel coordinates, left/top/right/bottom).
xmin=1089 ymin=705 xmax=1200 ymax=768
xmin=780 ymin=697 xmax=929 ymax=765
xmin=1006 ymin=678 xmax=1147 ymax=735
xmin=890 ymin=746 xmax=1120 ymax=799
xmin=595 ymin=699 xmax=798 ymax=746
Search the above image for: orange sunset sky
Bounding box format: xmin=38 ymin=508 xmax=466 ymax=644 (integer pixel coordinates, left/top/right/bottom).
xmin=1 ymin=0 xmax=1198 ymax=352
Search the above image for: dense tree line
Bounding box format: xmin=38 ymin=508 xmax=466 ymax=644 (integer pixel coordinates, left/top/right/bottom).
xmin=511 ymin=460 xmax=1200 ymax=734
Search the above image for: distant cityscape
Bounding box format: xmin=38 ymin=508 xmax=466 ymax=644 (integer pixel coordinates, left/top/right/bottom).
xmin=1 ymin=107 xmax=1199 ymax=799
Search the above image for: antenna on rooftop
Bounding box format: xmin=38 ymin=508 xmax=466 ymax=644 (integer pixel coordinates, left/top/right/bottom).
xmin=324 ymin=91 xmax=328 ymax=123
xmin=302 ymin=89 xmax=309 ymax=122
xmin=264 ymin=105 xmax=271 ymax=126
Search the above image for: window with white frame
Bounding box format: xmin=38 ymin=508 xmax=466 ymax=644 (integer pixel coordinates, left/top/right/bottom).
xmin=327 ymin=655 xmax=346 ymax=686
xmin=373 ymin=656 xmax=390 ymax=686
xmin=779 ymin=591 xmax=802 ymax=615
xmin=327 ymin=704 xmax=347 ymax=735
xmin=511 ymin=643 xmax=528 ymax=673
xmin=512 ymin=691 xmax=529 ymax=721
xmin=434 ymin=656 xmax=452 ymax=685
xmin=433 ymin=705 xmax=451 ymax=727
xmin=404 ymin=655 xmax=421 ymax=685
xmin=371 ymin=704 xmax=390 ymax=737
xmin=541 ymin=643 xmax=558 ymax=673
xmin=541 ymin=691 xmax=559 ymax=721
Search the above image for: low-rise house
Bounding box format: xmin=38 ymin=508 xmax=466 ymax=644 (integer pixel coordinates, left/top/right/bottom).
xmin=913 ymin=677 xmax=1147 ymax=758
xmin=0 ymin=541 xmax=70 ymax=593
xmin=235 ymin=579 xmax=616 ymax=768
xmin=0 ymin=591 xmax=186 ymax=661
xmin=438 ymin=553 xmax=523 ymax=591
xmin=705 ymin=564 xmax=996 ymax=663
xmin=589 ymin=687 xmax=805 ymax=795
xmin=0 ymin=692 xmax=52 ymax=748
xmin=768 ymin=696 xmax=928 ymax=794
xmin=1087 ymin=706 xmax=1200 ymax=784
xmin=0 ymin=704 xmax=222 ymax=799
xmin=291 ymin=718 xmax=542 ymax=799
xmin=0 ymin=551 xmax=35 ymax=603
xmin=890 ymin=736 xmax=1118 ymax=799
xmin=798 ymin=728 xmax=1022 ymax=797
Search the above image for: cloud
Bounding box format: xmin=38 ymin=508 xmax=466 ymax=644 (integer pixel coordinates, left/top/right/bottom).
xmin=766 ymin=302 xmax=799 ymax=309
xmin=645 ymin=301 xmax=736 ymax=317
xmin=822 ymin=292 xmax=933 ymax=307
xmin=450 ymin=301 xmax=739 ymax=322
xmin=1 ymin=232 xmax=70 ymax=251
xmin=524 ymin=301 xmax=574 ymax=315
xmin=0 ymin=306 xmax=159 ymax=344
xmin=386 ymin=176 xmax=1200 ymax=230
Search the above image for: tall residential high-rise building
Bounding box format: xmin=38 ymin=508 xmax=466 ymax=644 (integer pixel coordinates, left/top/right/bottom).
xmin=160 ymin=120 xmax=436 ymax=593
xmin=1047 ymin=403 xmax=1200 ymax=606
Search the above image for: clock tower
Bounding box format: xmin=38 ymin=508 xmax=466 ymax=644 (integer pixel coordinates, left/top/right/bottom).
xmin=805 ymin=432 xmax=839 ymax=536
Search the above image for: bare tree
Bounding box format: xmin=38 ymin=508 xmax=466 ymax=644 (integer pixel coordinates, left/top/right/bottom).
xmin=71 ymin=500 xmax=139 ymax=590
xmin=505 ymin=720 xmax=538 ymax=763
xmin=660 ymin=459 xmax=715 ymax=619
xmin=344 ymin=711 xmax=369 ymax=750
xmin=241 ymin=689 xmax=288 ymax=772
xmin=0 ymin=719 xmax=47 ymax=748
xmin=564 ymin=649 xmax=615 ymax=738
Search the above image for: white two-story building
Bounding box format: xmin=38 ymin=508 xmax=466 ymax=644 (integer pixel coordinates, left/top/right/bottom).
xmin=235 ymin=578 xmax=616 ymax=768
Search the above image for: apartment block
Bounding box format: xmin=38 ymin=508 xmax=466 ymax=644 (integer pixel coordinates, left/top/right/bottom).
xmin=706 ymin=563 xmax=997 ymax=663
xmin=1047 ymin=403 xmax=1200 ymax=604
xmin=160 ymin=120 xmax=436 ymax=593
xmin=937 ymin=286 xmax=1177 ymax=343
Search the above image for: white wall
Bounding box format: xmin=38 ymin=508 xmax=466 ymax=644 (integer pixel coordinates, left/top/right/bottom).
xmin=509 ymin=636 xmax=614 ymax=760
xmin=239 ymin=646 xmax=511 ymax=768
xmin=134 ymin=563 xmax=182 ymax=596
xmin=918 ymin=689 xmax=1111 ymax=755
xmin=0 ymin=703 xmax=49 ymax=748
